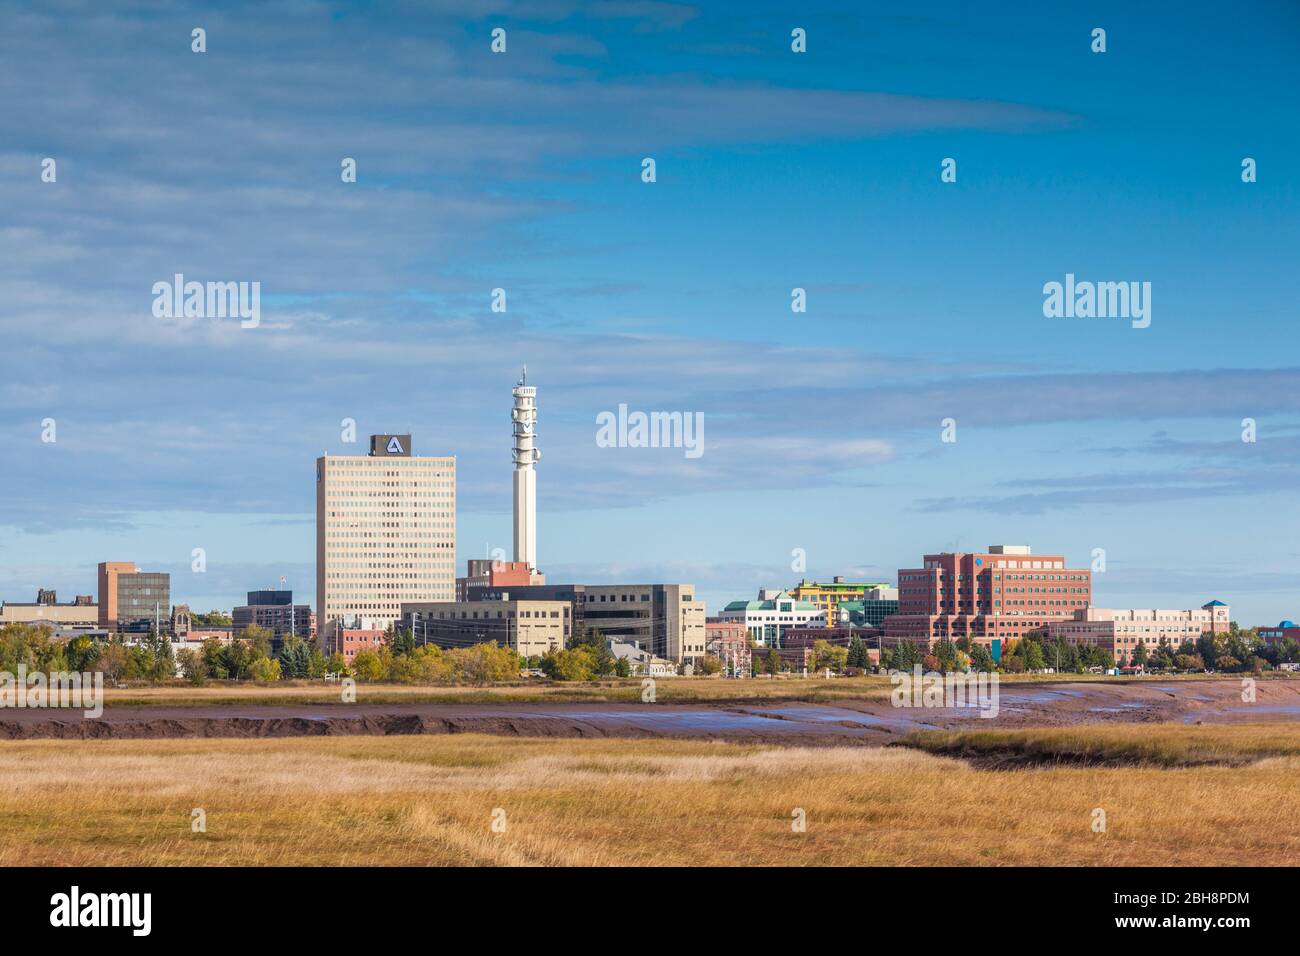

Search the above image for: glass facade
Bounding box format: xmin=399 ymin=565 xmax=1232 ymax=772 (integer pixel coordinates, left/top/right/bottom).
xmin=116 ymin=572 xmax=171 ymax=632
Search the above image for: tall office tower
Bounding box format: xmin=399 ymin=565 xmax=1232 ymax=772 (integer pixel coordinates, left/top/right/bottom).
xmin=511 ymin=368 xmax=539 ymax=571
xmin=316 ymin=434 xmax=456 ymax=642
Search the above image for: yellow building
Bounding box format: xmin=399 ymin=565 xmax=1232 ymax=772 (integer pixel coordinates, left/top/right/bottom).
xmin=791 ymin=577 xmax=895 ymax=626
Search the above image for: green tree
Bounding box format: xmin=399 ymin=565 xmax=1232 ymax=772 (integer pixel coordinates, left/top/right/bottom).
xmin=1196 ymin=634 xmax=1220 ymax=670
xmin=277 ymin=635 xmax=312 ymax=679
xmin=891 ymin=640 xmax=920 ymax=672
xmin=697 ymin=654 xmax=723 ymax=676
xmin=846 ymin=635 xmax=868 ymax=669
xmin=591 ymin=641 xmax=616 ymax=677
xmin=1132 ymin=642 xmax=1149 ymax=667
xmin=933 ymin=639 xmax=958 ymax=673
xmin=614 ymin=655 xmax=632 ymax=678
xmin=351 ymin=649 xmax=384 ymax=681
xmin=447 ymin=642 xmax=519 ymax=683
xmin=764 ymin=648 xmax=782 ymax=676
xmin=221 ymin=640 xmax=252 ymax=680
xmin=540 ymin=647 xmax=597 ymax=681
xmin=969 ymin=643 xmax=995 ymax=672
xmin=192 ymin=610 xmax=233 ymax=627
xmin=241 ymin=625 xmax=274 ymax=661
xmin=810 ymin=640 xmax=848 ymax=674
xmin=65 ymin=636 xmax=100 ymax=672
xmin=177 ymin=648 xmax=205 ymax=685
xmin=389 ymin=627 xmax=416 ymax=657
xmin=567 ymin=620 xmax=605 ymax=651
xmin=150 ymin=635 xmax=176 ymax=681
xmin=97 ymin=642 xmax=129 ymax=683
xmin=249 ymin=656 xmax=282 ymax=682
xmin=1019 ymin=638 xmax=1045 ymax=671
xmin=1153 ymin=637 xmax=1175 ymax=671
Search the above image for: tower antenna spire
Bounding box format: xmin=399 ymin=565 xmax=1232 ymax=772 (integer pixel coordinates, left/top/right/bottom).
xmin=511 ymin=371 xmax=538 ymax=572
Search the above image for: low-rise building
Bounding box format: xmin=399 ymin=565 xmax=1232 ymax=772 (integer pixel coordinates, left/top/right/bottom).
xmin=455 ymin=559 xmax=545 ymax=601
xmin=705 ymin=619 xmax=751 ymax=677
xmin=752 ymin=644 xmax=814 ymax=673
xmin=608 ymin=639 xmax=677 ymax=677
xmin=836 ymin=588 xmax=900 ymax=627
xmin=717 ymin=590 xmax=822 ymax=647
xmin=1048 ymin=601 xmax=1231 ymax=659
xmin=0 ymin=591 xmax=98 ymax=626
xmin=791 ymin=577 xmax=895 ymax=626
xmin=783 ymin=624 xmax=881 ymax=651
xmin=463 ymin=582 xmax=705 ymax=664
xmin=401 ymin=599 xmax=570 ymax=659
xmin=232 ymin=590 xmax=315 ymax=646
xmin=187 ymin=627 xmax=235 ymax=643
xmin=1258 ymin=620 xmax=1300 ymax=646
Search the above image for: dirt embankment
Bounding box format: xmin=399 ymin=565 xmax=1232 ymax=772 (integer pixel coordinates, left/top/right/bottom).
xmin=0 ymin=678 xmax=1296 ymax=744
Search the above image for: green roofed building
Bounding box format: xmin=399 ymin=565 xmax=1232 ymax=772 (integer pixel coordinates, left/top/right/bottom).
xmin=790 ymin=577 xmax=897 ymax=626
xmin=718 ymin=589 xmax=823 ymax=647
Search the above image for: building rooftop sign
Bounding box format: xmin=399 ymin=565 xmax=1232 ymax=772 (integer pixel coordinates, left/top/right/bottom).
xmin=369 ymin=434 xmax=412 ymax=457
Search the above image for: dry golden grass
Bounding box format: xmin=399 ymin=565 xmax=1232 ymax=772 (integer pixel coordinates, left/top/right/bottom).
xmin=2 ymin=724 xmax=1299 ymax=866
xmin=906 ymin=722 xmax=1300 ymax=767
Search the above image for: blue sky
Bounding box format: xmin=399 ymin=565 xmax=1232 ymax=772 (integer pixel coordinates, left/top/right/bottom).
xmin=1 ymin=0 xmax=1297 ymax=623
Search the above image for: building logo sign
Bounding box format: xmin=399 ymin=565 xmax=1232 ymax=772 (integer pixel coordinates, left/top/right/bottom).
xmin=369 ymin=434 xmax=412 ymax=457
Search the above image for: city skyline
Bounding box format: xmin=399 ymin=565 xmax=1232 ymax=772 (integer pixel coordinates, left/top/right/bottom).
xmin=1 ymin=1 xmax=1297 ymax=623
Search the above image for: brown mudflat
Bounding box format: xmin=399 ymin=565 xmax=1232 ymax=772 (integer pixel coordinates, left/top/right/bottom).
xmin=0 ymin=678 xmax=1294 ymax=744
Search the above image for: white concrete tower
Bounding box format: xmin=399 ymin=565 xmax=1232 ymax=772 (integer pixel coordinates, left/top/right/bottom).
xmin=511 ymin=367 xmax=539 ymax=571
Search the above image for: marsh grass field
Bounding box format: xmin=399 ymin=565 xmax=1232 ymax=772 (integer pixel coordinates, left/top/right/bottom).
xmin=95 ymin=671 xmax=1234 ymax=708
xmin=3 ymin=721 xmax=1299 ymax=866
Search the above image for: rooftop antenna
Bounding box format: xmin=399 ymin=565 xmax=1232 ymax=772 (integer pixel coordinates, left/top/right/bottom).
xmin=519 ymin=364 xmax=527 ymax=386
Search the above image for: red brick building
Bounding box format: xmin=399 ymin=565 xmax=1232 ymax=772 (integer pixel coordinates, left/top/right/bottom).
xmin=705 ymin=619 xmax=751 ymax=676
xmin=456 ymin=560 xmax=543 ymax=601
xmin=782 ymin=625 xmax=881 ymax=650
xmin=330 ymin=628 xmax=386 ymax=663
xmin=884 ymin=544 xmax=1092 ymax=652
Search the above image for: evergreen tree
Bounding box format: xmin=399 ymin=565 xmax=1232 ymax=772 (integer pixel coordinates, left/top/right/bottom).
xmin=1196 ymin=634 xmax=1219 ymax=669
xmin=1132 ymin=642 xmax=1149 ymax=667
xmin=933 ymin=639 xmax=958 ymax=673
xmin=847 ymin=635 xmax=868 ymax=669
xmin=390 ymin=627 xmax=416 ymax=657
xmin=1021 ymin=638 xmax=1046 ymax=671
xmin=892 ymin=640 xmax=920 ymax=672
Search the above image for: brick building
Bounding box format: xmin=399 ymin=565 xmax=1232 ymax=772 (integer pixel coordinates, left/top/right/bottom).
xmin=884 ymin=545 xmax=1092 ymax=654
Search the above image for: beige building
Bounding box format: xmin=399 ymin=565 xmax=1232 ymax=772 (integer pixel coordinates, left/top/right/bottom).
xmin=316 ymin=434 xmax=456 ymax=643
xmin=0 ymin=600 xmax=98 ymax=626
xmin=1049 ymin=601 xmax=1231 ymax=658
xmin=401 ymin=599 xmax=569 ymax=658
xmin=579 ymin=584 xmax=706 ymax=664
